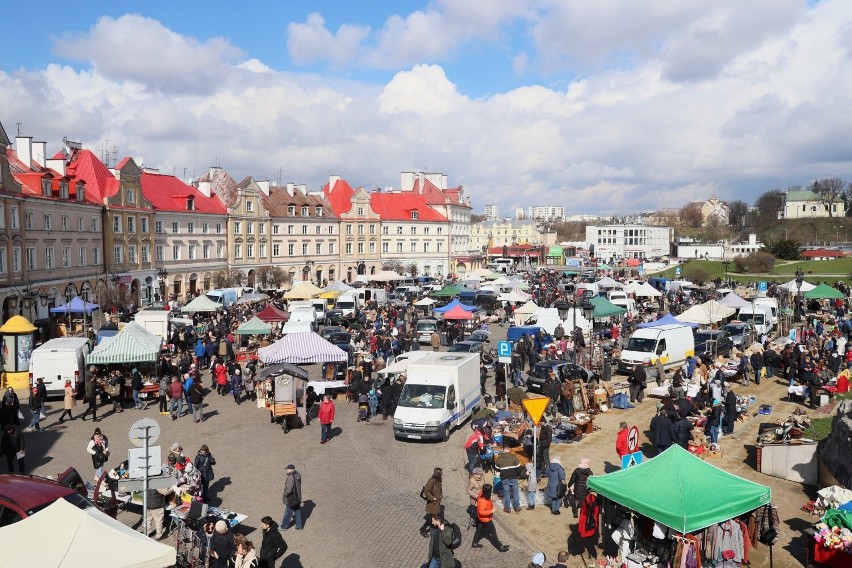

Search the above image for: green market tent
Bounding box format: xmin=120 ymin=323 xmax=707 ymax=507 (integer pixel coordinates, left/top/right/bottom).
xmin=587 ymin=445 xmax=771 ymax=533
xmin=803 ymin=283 xmax=845 ymax=300
xmin=86 ymin=322 xmax=163 ymax=365
xmin=180 ymin=295 xmax=221 ymax=313
xmin=431 ymin=285 xmax=465 ymax=297
xmin=589 ymin=296 xmax=627 ymax=318
xmin=236 ymin=316 xmax=272 ymax=336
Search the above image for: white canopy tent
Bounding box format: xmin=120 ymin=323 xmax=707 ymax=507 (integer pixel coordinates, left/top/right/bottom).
xmin=491 ymin=276 xmax=511 ymax=286
xmin=469 ymin=267 xmax=494 ymax=278
xmin=512 ymin=300 xmax=539 ymax=326
xmin=498 ymin=288 xmax=531 ymax=303
xmin=720 ymin=292 xmax=752 ymax=309
xmin=414 ymin=297 xmax=436 ymax=306
xmin=0 ymin=498 xmax=175 ymax=568
xmin=632 ymin=282 xmax=663 ymax=297
xmin=371 ymin=270 xmax=405 ymax=282
xmin=676 ymin=300 xmax=737 ymax=325
xmin=595 ymin=276 xmax=623 ymax=289
xmin=779 ymin=279 xmax=816 ymax=293
xmin=258 ymin=331 xmax=348 ymax=364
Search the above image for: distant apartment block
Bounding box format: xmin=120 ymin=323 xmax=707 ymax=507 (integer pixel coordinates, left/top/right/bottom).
xmin=527 ymin=205 xmax=565 ymax=222
xmin=484 ymin=204 xmax=499 ymax=220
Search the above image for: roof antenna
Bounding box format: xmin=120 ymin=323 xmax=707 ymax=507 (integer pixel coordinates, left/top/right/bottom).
xmin=16 ymin=123 xmax=22 ymax=136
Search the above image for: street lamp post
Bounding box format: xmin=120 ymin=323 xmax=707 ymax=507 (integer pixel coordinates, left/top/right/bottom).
xmin=795 ymin=267 xmax=804 ymax=322
xmin=156 ymin=266 xmax=168 ymax=301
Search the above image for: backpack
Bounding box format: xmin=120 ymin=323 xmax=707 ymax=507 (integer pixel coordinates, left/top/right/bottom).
xmin=449 ymin=522 xmax=462 ymax=550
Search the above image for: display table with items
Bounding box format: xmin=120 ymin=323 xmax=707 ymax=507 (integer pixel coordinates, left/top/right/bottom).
xmin=803 ymin=486 xmax=852 ymax=568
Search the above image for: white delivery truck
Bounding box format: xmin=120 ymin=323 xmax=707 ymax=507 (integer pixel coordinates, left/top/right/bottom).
xmin=29 ymin=337 xmax=91 ymax=397
xmin=737 ymin=304 xmax=774 ymax=337
xmin=289 ymin=307 xmax=318 ymax=332
xmin=393 ymin=352 xmax=481 ymax=442
xmin=753 ymin=296 xmax=779 ymax=330
xmin=133 ymin=309 xmax=172 ymax=340
xmin=610 ymin=297 xmax=639 ymax=318
xmin=311 ymin=298 xmax=328 ymax=324
xmin=206 ymin=288 xmax=239 ymax=308
xmin=336 ymin=293 xmax=359 ymax=319
xmin=617 ymin=324 xmax=695 ymax=375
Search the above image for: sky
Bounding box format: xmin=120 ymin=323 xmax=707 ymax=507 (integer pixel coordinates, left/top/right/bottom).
xmin=1 ymin=0 xmax=851 ymax=216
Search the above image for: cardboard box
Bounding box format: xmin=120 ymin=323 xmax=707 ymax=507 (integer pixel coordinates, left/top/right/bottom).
xmin=706 ymin=448 xmax=723 ymax=460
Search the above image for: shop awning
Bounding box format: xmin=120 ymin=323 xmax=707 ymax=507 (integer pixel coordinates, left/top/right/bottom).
xmin=587 ymin=445 xmax=771 ymax=533
xmin=86 ymin=322 xmax=163 ymax=365
xmin=442 ymin=305 xmax=474 ymax=320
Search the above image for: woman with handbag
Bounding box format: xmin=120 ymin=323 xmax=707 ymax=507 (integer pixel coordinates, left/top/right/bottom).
xmin=567 ymin=457 xmax=593 ymax=518
xmin=58 ymin=380 xmax=76 ymax=423
xmin=544 ymin=456 xmax=566 ymax=515
xmin=419 ymin=467 xmax=443 ymax=538
xmin=86 ymin=427 xmax=109 ymax=480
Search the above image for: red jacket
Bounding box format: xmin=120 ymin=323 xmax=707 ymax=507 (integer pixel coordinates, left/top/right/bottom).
xmin=318 ymin=400 xmax=336 ymax=424
xmin=615 ymin=429 xmax=630 ymax=457
xmin=169 ymin=380 xmax=184 ymax=400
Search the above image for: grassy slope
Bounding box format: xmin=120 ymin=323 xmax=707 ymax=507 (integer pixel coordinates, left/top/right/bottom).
xmin=656 ymin=258 xmax=852 ymax=283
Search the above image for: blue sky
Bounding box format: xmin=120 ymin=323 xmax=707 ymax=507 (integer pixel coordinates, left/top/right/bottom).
xmin=1 ymin=0 xmax=851 ymax=215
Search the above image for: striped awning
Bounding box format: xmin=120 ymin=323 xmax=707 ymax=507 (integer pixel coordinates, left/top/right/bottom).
xmin=86 ymin=322 xmax=163 ymax=365
xmin=258 ymin=331 xmax=347 ymax=364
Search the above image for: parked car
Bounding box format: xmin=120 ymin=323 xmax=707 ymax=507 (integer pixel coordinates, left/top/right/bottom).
xmin=693 ymin=329 xmax=734 ymax=358
xmin=469 ymin=330 xmax=491 ymax=343
xmin=0 ymin=472 xmax=94 ymax=527
xmin=724 ymin=322 xmax=754 ymax=350
xmin=526 ymin=360 xmax=599 ymax=393
xmin=320 ymin=326 xmax=346 ymax=341
xmin=448 ymin=340 xmax=483 ymax=354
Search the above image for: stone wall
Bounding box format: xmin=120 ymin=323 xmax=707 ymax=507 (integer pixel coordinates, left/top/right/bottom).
xmin=817 ymin=400 xmax=852 ymax=489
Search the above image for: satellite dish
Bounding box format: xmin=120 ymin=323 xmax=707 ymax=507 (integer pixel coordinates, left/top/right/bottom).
xmin=135 ymin=156 xmax=144 ymax=167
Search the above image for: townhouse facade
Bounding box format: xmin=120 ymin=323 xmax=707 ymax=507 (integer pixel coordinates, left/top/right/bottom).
xmin=469 ymin=219 xmax=544 ymax=251
xmin=324 ymin=176 xmax=382 ymax=280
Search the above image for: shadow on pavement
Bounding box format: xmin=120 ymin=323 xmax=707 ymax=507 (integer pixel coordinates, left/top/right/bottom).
xmin=783 ymin=516 xmax=812 ymax=565
xmin=300 ymin=500 xmax=315 ymax=525
xmin=207 ymin=476 xmax=231 ymax=506
xmin=281 ymin=553 xmax=303 ymax=567
xmin=603 ymin=461 xmax=619 ymax=474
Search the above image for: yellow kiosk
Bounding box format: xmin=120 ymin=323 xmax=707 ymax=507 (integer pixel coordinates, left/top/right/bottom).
xmin=0 ymin=315 xmax=37 ymax=391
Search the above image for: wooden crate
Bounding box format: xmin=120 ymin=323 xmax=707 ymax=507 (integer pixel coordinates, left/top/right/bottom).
xmin=273 ymin=403 xmax=297 ymax=416
xmin=706 ymin=448 xmax=723 ymax=460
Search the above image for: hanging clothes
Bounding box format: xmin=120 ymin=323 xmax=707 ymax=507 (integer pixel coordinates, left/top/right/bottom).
xmin=578 ymin=493 xmax=600 ymax=538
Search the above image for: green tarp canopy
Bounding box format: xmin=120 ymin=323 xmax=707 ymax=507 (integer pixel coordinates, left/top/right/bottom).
xmin=235 ymin=316 xmax=272 ymax=336
xmin=431 ymin=285 xmax=464 ymax=297
xmin=587 ymin=445 xmax=771 ymax=533
xmin=86 ymin=322 xmax=163 ymax=365
xmin=180 ymin=295 xmax=221 ymax=313
xmin=803 ymin=283 xmax=845 ymax=300
xmin=589 ymin=295 xmax=627 ymax=318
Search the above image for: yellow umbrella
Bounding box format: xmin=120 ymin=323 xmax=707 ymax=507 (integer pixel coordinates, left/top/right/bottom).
xmin=319 ymin=291 xmax=342 ymax=299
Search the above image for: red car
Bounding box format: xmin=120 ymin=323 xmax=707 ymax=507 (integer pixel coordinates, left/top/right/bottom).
xmin=0 ymin=471 xmax=94 ymax=527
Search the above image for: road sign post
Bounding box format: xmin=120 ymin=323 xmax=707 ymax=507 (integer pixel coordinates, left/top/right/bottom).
xmin=522 ymin=396 xmax=551 ymax=484
xmin=128 ymin=417 xmax=160 ymax=534
xmin=497 ymin=341 xmax=512 ymax=364
xmin=627 ymin=426 xmax=639 ymax=454
xmin=621 ymin=451 xmax=644 ymax=469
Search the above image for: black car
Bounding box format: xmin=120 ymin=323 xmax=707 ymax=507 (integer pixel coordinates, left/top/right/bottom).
xmin=526 ymin=360 xmax=599 ymax=393
xmin=469 ymin=330 xmax=491 ymax=343
xmin=320 ymin=326 xmax=346 ymax=341
xmin=448 ymin=340 xmax=483 ymax=354
xmin=693 ymin=329 xmax=733 ymax=357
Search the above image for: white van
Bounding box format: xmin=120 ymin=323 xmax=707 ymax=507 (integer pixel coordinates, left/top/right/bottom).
xmin=525 ymin=308 xmax=591 ymax=334
xmin=737 ymin=304 xmax=773 ymax=336
xmin=607 ymin=290 xmax=628 ymax=302
xmin=393 ymin=352 xmax=480 ymax=442
xmin=311 ymin=299 xmax=328 ymax=324
xmin=336 ymin=293 xmax=359 ymax=318
xmin=133 ymin=309 xmax=172 ymax=340
xmin=289 ymin=307 xmax=318 ymax=332
xmin=416 ymin=319 xmax=439 ymax=344
xmin=29 ymin=338 xmax=91 ymax=397
xmin=753 ymin=297 xmax=778 ymax=329
xmin=280 ymin=320 xmax=313 ymax=335
xmin=618 ymin=324 xmax=695 ymax=374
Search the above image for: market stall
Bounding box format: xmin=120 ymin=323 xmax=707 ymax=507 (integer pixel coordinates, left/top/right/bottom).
xmin=257 ymin=362 xmax=310 ymax=431
xmin=256 ymin=304 xmax=289 ymax=323
xmin=179 ymin=295 xmax=220 ymax=314
xmin=806 ymin=486 xmax=852 ymax=567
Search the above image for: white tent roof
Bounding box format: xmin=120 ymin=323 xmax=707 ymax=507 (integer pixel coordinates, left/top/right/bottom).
xmin=0 ymin=498 xmax=175 ymax=568
xmin=676 ymin=300 xmax=737 ymax=324
xmin=258 ymin=331 xmax=347 ymax=364
xmin=491 ymin=276 xmax=511 ymax=286
xmin=632 ymin=282 xmax=662 ymax=297
xmin=498 ymin=288 xmax=530 ymax=303
xmin=595 ymin=276 xmax=623 ymax=289
xmin=414 ymin=297 xmax=436 ymax=306
xmin=514 ymin=300 xmax=539 ymax=315
xmin=469 ymin=268 xmax=494 ymax=278
xmin=371 ymin=270 xmax=405 ymax=282
xmin=779 ymin=279 xmax=816 ymax=292
xmin=720 ymin=292 xmax=752 ymax=309
xmin=180 ymin=295 xmax=220 ymax=313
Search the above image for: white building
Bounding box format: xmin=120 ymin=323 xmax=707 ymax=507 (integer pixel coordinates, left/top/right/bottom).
xmin=586 ymin=224 xmax=673 ymax=260
xmin=779 ymin=189 xmax=842 ymax=219
xmin=675 ymin=239 xmax=725 ymax=260
xmin=484 ymin=204 xmax=499 ymax=220
xmin=470 ymin=219 xmax=543 ymax=251
xmin=725 ymin=234 xmax=763 ymax=259
xmin=527 ymin=205 xmax=566 ymax=222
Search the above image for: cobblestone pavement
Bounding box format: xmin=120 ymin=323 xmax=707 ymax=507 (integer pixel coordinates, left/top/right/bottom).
xmin=23 ymin=342 xmax=533 ymax=568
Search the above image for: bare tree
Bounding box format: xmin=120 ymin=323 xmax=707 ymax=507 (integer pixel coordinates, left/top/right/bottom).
xmin=212 ymin=268 xmax=245 ymax=288
xmin=255 ymin=266 xmax=272 ymax=289
xmin=679 ymin=203 xmax=704 ymax=228
xmin=382 ymin=260 xmax=404 ymax=273
xmin=728 ymin=200 xmax=749 ymax=227
xmin=810 ymin=177 xmax=846 ymax=217
xmin=750 ymin=189 xmax=785 ymax=225
xmin=407 ymin=263 xmax=419 ymax=277
xmin=268 ymin=267 xmax=288 ymax=289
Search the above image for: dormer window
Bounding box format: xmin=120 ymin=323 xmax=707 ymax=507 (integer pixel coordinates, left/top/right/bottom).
xmin=246 ymin=200 xmax=254 ymax=212
xmin=301 ymin=206 xmax=309 ymax=216
xmin=288 ymin=204 xmax=296 ymax=215
xmin=42 ymin=179 xmax=51 ymax=197
xmin=126 ymin=188 xmax=135 ymax=204
xmin=77 ymin=184 xmax=85 ymax=201
xmin=187 ymin=197 xmax=195 ymax=211
xmin=59 ymin=182 xmax=69 ymax=199
xmin=410 ymin=209 xmax=419 ymax=220
xmin=315 ymin=206 xmax=323 ymax=217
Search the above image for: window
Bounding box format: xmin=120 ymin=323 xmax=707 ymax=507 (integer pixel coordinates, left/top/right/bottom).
xmin=316 ymin=225 xmax=321 ymax=235
xmin=24 ymin=212 xmax=32 ymax=230
xmin=273 ymin=224 xmax=280 ymax=235
xmin=302 ymin=225 xmax=308 ymax=235
xmin=369 ymin=242 xmax=376 ymax=254
xmin=316 ymin=243 xmax=322 ymax=255
xmin=155 ymin=220 xmax=163 ymax=233
xmin=202 ymin=222 xmax=209 ymax=234
xmin=369 ymin=224 xmax=376 ymax=235
xmin=113 ymin=245 xmax=123 ymax=264
xmin=315 ymin=206 xmax=323 ymax=217
xmin=156 ymin=245 xmax=164 ymax=262
xmin=77 ymin=185 xmax=85 ymax=201
xmin=171 ymin=221 xmax=179 ymax=234
xmin=141 ymin=217 xmax=148 ymax=233
xmin=288 ymin=205 xmax=295 ymax=215
xmin=302 ymin=243 xmax=308 ymax=255
xmin=233 ymin=243 xmax=241 ymax=258
xmin=128 ymin=245 xmax=136 ymax=263
xmin=382 ymin=226 xmax=389 ymax=235
xmin=127 ymin=216 xmax=135 ymax=233
xmin=62 ymin=247 xmax=69 ymax=267
xmin=301 ymin=206 xmax=309 ymax=216
xmin=10 ymin=206 xmax=19 ymax=230
xmin=126 ymin=188 xmax=135 ymax=204
xmin=273 ymin=244 xmax=280 ymax=256
xmin=423 ymin=227 xmax=429 ymax=235
xmin=357 ymin=242 xmax=364 ymax=254
xmin=26 ymin=247 xmax=35 ymax=271
xmin=259 ymin=223 xmax=266 ymax=235
xmin=216 ymin=245 xmax=224 ymax=257
xmin=328 ymin=242 xmax=335 ymax=255
xmin=424 ymin=242 xmax=430 ymax=253
xmin=397 ymin=243 xmax=403 ymax=253
xmin=79 ymin=246 xmax=85 ymax=266
xmin=345 ymin=243 xmax=352 ymax=254
xmin=12 ymin=247 xmax=20 ymax=272
xmin=410 ymin=227 xmax=416 ymax=235
xmin=111 ymin=215 xmax=120 ymax=232
xmin=59 ymin=182 xmax=69 ymax=199
xmin=346 ymin=224 xmax=352 ymax=235
xmin=187 ymin=222 xmax=195 ymax=234
xmin=61 ymin=216 xmax=68 ymax=230
xmin=357 ymin=224 xmax=364 ymax=235
xmin=382 ymin=243 xmax=389 ymax=253
xmin=437 ymin=227 xmax=443 ymax=235
xmin=141 ymin=245 xmax=149 ymax=263
xmin=288 ymin=244 xmax=294 ymax=256
xmin=41 ymin=179 xmax=51 ymax=197
xmin=410 ymin=210 xmax=419 ymax=220
xmin=78 ymin=217 xmax=84 ymax=231
xmin=411 ymin=242 xmax=417 ymax=253
xmin=43 ymin=215 xmax=51 ymax=230
xmin=396 ymin=226 xmax=403 ymax=235
xmin=357 ymin=207 xmax=364 ymax=216
xmin=245 ymin=200 xmax=253 ymax=212
xmin=247 ymin=222 xmax=254 ymax=235
xmin=233 ymin=221 xmax=241 ymax=234
xmin=437 ymin=242 xmax=443 ymax=252
xmin=216 ymin=223 xmax=223 ymax=234
xmin=172 ymin=244 xmax=181 ymax=261
xmin=259 ymin=243 xmax=266 ymax=257
xmin=0 ymin=247 xmax=6 ymax=274
xmin=287 ymin=225 xmax=294 ymax=235
xmin=0 ymin=204 xmax=4 ymax=229
xmin=188 ymin=245 xmax=197 ymax=260
xmin=93 ymin=247 xmax=100 ymax=265
xmin=328 ymin=225 xmax=334 ymax=234
xmin=203 ymin=245 xmax=210 ymax=259
xmin=246 ymin=243 xmax=254 ymax=258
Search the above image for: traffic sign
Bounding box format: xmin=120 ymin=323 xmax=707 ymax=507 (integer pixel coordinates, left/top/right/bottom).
xmin=129 ymin=445 xmax=162 ymax=478
xmin=758 ymin=281 xmax=768 ymax=293
xmin=128 ymin=417 xmax=160 ymax=447
xmin=627 ymin=426 xmax=640 ymax=453
xmin=621 ymin=451 xmax=644 ymax=469
xmin=497 ymin=340 xmax=512 ymax=364
xmin=675 ymin=266 xmax=681 ymax=277
xmin=521 ymin=396 xmax=550 ymax=425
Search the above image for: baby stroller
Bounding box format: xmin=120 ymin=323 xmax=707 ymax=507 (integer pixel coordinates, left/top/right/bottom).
xmin=357 ymin=394 xmax=370 ymax=422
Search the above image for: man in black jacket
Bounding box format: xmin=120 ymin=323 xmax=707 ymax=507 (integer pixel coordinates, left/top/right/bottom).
xmin=537 ymin=420 xmax=552 ymax=479
xmin=258 ymin=516 xmax=287 ymax=568
xmin=722 ymin=385 xmax=738 ymax=434
xmin=750 ymin=351 xmax=765 ymax=385
xmin=542 ymin=371 xmax=561 ymax=418
xmin=649 ymin=408 xmax=676 ymax=456
xmin=145 ymin=487 xmax=167 ymax=539
xmin=208 ymin=520 xmax=235 ymax=568
xmin=629 ymin=363 xmax=647 ymax=403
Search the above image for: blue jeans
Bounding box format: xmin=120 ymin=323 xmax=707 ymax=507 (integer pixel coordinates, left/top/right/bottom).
xmin=710 ymin=423 xmax=721 ymax=444
xmin=321 ymin=423 xmax=332 ymax=443
xmin=550 ymin=495 xmax=561 ymax=513
xmin=170 ymin=397 xmax=183 ymax=417
xmin=527 ymin=490 xmax=536 ymax=508
xmin=425 ymin=557 xmax=441 ymax=568
xmin=281 ymin=504 xmax=303 ymax=530
xmin=512 ymin=370 xmax=523 ymax=387
xmin=502 ymin=478 xmax=520 ymax=511
xmin=132 ymin=390 xmax=143 ymax=408
xmin=29 ymin=408 xmax=41 ymax=429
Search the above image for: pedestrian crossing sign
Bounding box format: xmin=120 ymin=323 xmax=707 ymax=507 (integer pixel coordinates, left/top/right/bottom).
xmin=521 ymin=396 xmax=550 ymax=425
xmin=621 ymin=451 xmax=643 ymax=469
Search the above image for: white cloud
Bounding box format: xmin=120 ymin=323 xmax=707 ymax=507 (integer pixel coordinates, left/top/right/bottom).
xmin=286 ymin=12 xmax=370 ymax=67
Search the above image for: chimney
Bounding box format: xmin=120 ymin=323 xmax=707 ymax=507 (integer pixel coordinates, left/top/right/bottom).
xmin=15 ymin=136 xmax=32 ymax=168
xmin=257 ymin=180 xmax=270 ymax=195
xmin=46 ymin=158 xmax=66 ymax=176
xmin=418 ymin=172 xmax=425 ymax=194
xmin=286 ymin=183 xmax=295 ymax=197
xmin=328 ymin=175 xmax=340 ymax=192
xmin=197 ymin=180 xmax=211 ymax=198
xmin=400 ymin=171 xmax=415 ymax=191
xmin=749 ymin=234 xmax=757 ymax=245
xmin=32 ymin=141 xmax=47 ymax=167
xmin=296 ymin=184 xmax=307 ymax=196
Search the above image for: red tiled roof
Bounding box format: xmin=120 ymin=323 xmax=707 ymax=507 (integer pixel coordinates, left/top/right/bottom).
xmin=262 ymin=186 xmax=336 ymax=218
xmin=322 ymin=178 xmax=356 ymax=216
xmin=64 ymin=148 xmax=119 ymax=203
xmin=408 ymin=178 xmax=469 ymax=208
xmin=369 ymin=192 xmax=448 ymax=222
xmin=7 ymin=149 xmax=92 ymax=203
xmin=801 ymin=248 xmax=845 ymax=258
xmin=141 ymin=171 xmax=226 ymax=214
